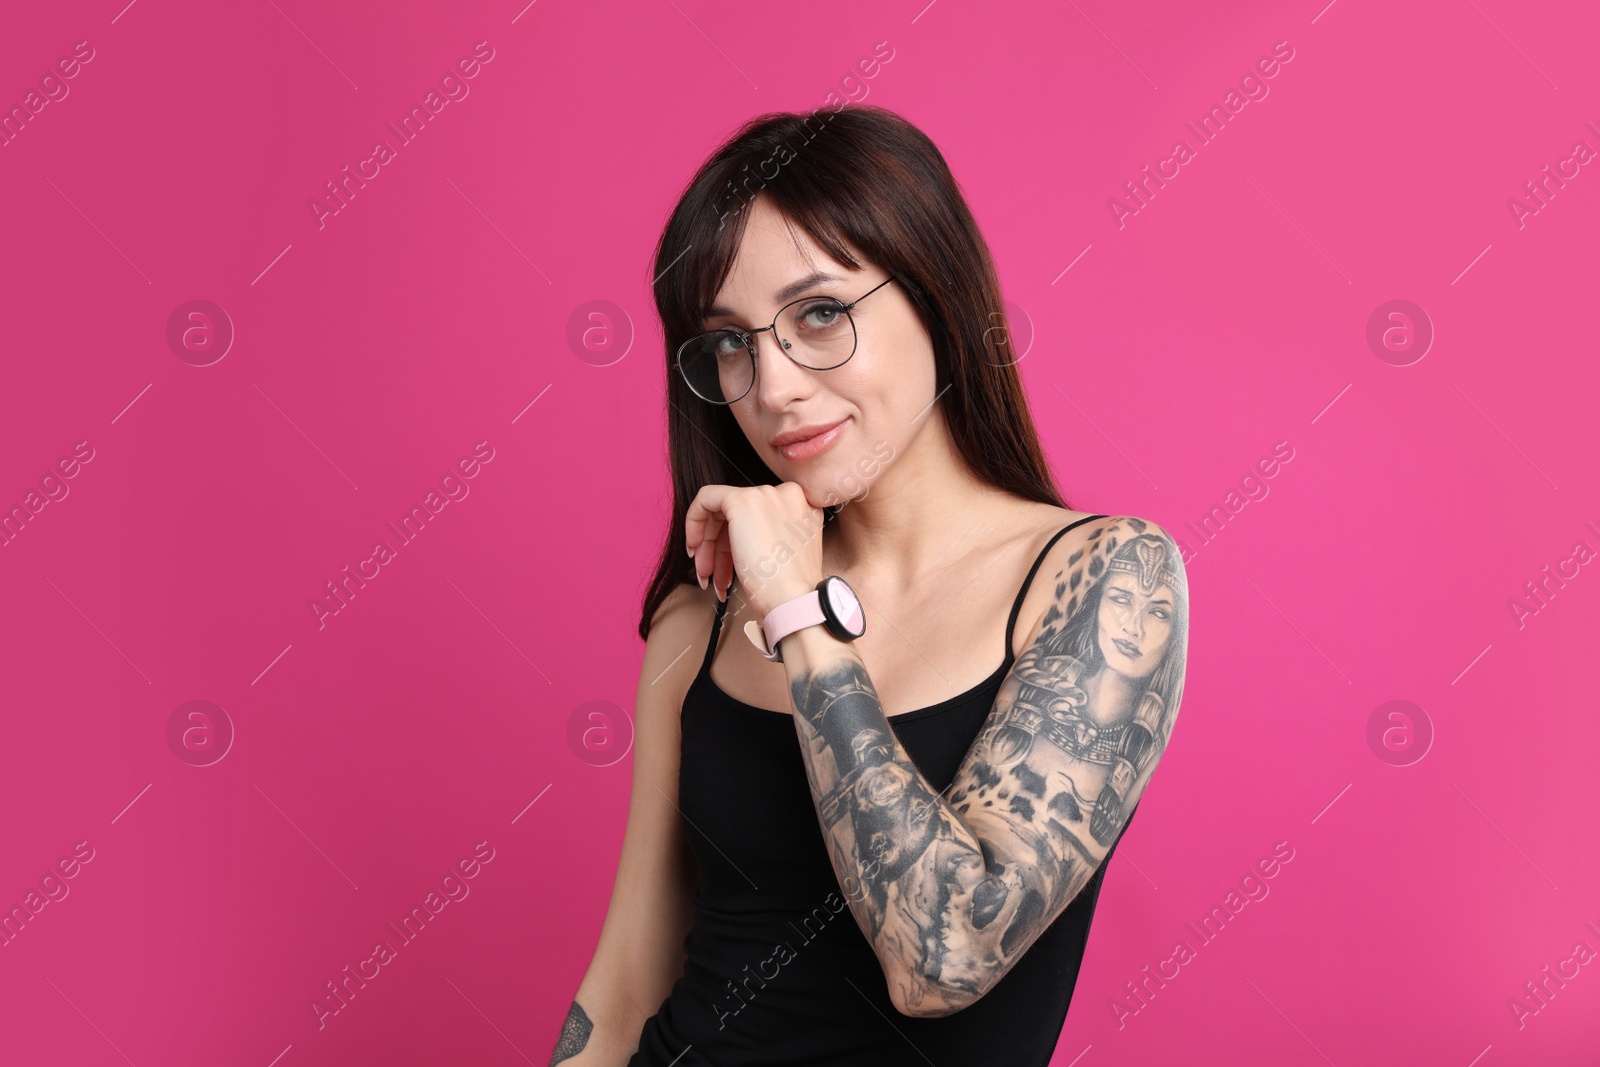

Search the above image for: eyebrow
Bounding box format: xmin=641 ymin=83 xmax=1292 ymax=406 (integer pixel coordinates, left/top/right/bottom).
xmin=705 ymin=271 xmax=842 ymax=319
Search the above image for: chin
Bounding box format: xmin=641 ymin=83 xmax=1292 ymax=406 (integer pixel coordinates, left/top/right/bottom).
xmin=785 ymin=471 xmax=842 ymax=509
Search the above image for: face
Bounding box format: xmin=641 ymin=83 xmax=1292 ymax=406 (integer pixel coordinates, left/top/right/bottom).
xmin=1095 ymin=574 xmax=1175 ymax=680
xmin=700 ymin=195 xmax=937 ymax=507
xmin=849 ymin=760 xmax=939 ymax=880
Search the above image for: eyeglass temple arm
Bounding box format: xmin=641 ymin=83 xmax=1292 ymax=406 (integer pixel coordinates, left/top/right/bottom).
xmin=843 ymin=274 xmax=897 ymax=311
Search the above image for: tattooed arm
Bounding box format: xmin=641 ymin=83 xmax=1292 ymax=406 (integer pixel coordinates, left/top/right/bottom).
xmin=782 ymin=517 xmax=1188 ymax=1016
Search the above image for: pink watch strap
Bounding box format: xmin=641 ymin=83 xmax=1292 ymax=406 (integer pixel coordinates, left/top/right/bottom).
xmin=752 ymin=590 xmax=825 ymax=662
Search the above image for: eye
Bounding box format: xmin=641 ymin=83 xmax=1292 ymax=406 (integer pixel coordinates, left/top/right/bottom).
xmin=711 ymin=333 xmax=747 ymax=362
xmin=794 ymin=299 xmax=847 ymax=331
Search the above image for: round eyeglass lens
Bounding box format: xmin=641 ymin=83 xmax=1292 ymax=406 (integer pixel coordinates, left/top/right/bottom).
xmin=677 ymin=330 xmax=753 ymax=403
xmin=775 ymin=297 xmax=857 ymax=370
xmin=677 ymin=297 xmax=859 ymax=404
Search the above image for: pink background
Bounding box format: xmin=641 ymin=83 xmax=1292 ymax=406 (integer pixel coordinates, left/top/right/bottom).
xmin=1 ymin=0 xmax=1596 ymax=1064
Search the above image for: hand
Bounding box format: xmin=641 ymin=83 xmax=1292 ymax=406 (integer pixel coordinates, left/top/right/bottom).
xmin=685 ymin=483 xmax=825 ymax=619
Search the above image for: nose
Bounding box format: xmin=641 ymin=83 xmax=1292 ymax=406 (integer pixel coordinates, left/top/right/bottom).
xmin=1119 ymin=607 xmax=1144 ymax=639
xmin=750 ymin=327 xmax=814 ymax=410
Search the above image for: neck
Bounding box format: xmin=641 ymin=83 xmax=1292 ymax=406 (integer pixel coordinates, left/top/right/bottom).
xmin=825 ymin=406 xmax=1006 ymax=584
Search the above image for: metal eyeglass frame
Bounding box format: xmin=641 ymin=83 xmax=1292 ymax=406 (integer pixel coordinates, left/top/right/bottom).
xmin=675 ymin=274 xmax=898 ymax=405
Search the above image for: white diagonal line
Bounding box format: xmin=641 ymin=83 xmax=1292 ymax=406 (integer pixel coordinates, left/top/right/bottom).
xmin=252 ymin=244 xmax=293 ymax=285
xmin=252 ymin=644 xmax=294 ymax=685
xmin=111 ymin=783 xmax=152 ymax=824
xmin=43 ymin=576 xmax=151 ymax=684
xmin=1451 ymin=244 xmax=1492 ymax=285
xmin=512 ymin=783 xmax=552 ymax=824
xmin=445 ymin=978 xmax=537 ymax=1064
xmin=46 ymin=177 xmax=151 ymax=284
xmin=254 ymin=782 xmax=360 ymax=890
xmin=263 ymin=0 xmax=359 ymax=89
xmin=1051 ymin=244 xmax=1093 ymax=284
xmin=45 ymin=978 xmax=138 ymax=1066
xmin=446 ymin=577 xmax=551 ymax=683
xmin=1310 ymin=383 xmax=1351 ymax=424
xmin=1450 ymin=643 xmax=1492 ymax=685
xmin=512 ymin=383 xmax=553 ymax=424
xmin=1310 ymin=782 xmax=1351 ymax=824
xmin=112 ymin=383 xmax=152 ymax=424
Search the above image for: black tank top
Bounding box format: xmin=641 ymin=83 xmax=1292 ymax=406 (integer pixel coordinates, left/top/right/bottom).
xmin=630 ymin=514 xmax=1134 ymax=1067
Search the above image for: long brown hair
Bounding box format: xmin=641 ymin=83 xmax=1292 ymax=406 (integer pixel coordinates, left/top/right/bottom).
xmin=638 ymin=104 xmax=1070 ymax=640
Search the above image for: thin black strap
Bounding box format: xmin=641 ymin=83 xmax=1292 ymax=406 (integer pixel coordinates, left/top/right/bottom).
xmin=1004 ymin=514 xmax=1107 ymax=660
xmin=695 ymin=584 xmax=733 ymax=679
xmin=697 ymin=516 xmax=1106 ymax=677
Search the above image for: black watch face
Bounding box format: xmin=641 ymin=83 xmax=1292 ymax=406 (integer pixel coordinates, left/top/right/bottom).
xmin=821 ymin=577 xmax=866 ymax=639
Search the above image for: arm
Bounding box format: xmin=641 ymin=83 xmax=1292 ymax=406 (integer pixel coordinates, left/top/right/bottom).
xmin=549 ymin=583 xmax=710 ymax=1065
xmin=780 ymin=517 xmax=1188 ymax=1016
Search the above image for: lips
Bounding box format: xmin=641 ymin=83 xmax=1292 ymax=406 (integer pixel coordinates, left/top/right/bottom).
xmin=770 ymin=419 xmax=847 ymax=448
xmin=1113 ymin=638 xmax=1142 ymax=659
xmin=771 ymin=418 xmax=848 ymax=462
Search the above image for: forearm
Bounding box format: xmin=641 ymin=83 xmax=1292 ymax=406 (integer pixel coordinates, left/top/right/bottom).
xmin=547 ymin=980 xmax=652 ymax=1067
xmin=779 ymin=627 xmax=1052 ymax=1015
xmin=554 ymin=828 xmax=693 ymax=1064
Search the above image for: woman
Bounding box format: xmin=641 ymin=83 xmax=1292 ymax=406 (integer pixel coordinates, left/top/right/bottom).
xmin=552 ymin=105 xmax=1189 ymax=1067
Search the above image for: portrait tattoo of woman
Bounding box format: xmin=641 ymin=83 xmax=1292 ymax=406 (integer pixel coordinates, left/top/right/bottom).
xmin=789 ymin=517 xmax=1187 ymax=1014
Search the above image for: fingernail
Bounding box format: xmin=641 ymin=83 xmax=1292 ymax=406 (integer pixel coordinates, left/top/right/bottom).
xmin=698 ymin=573 xmax=707 ymax=590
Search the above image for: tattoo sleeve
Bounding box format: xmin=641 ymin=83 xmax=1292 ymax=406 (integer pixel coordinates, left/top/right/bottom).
xmin=548 ymin=1000 xmax=593 ymax=1065
xmin=783 ymin=517 xmax=1188 ymax=1016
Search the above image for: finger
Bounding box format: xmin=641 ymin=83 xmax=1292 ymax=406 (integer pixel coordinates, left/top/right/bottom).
xmin=684 ymin=485 xmax=732 ymax=557
xmin=690 ymin=514 xmax=724 ymax=586
xmin=689 ymin=512 xmax=724 ymax=556
xmin=713 ymin=530 xmax=735 ymax=603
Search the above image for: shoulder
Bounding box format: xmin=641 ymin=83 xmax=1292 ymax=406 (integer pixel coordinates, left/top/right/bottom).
xmin=1019 ymin=510 xmax=1189 ymax=634
xmin=646 ymin=579 xmax=719 ymax=639
xmin=1032 ymin=510 xmax=1182 ymax=571
xmin=637 ymin=581 xmax=722 ymax=709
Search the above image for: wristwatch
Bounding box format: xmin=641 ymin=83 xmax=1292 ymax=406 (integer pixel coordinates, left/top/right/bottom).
xmin=743 ymin=576 xmax=866 ymax=663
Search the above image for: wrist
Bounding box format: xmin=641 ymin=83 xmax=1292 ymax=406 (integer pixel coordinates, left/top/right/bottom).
xmin=777 ymin=619 xmax=855 ymax=664
xmin=744 ymin=575 xmax=866 ymax=664
xmin=751 ymin=576 xmax=823 ymax=620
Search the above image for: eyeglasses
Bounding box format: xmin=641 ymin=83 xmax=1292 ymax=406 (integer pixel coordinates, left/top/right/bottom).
xmin=675 ymin=275 xmax=897 ymax=405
